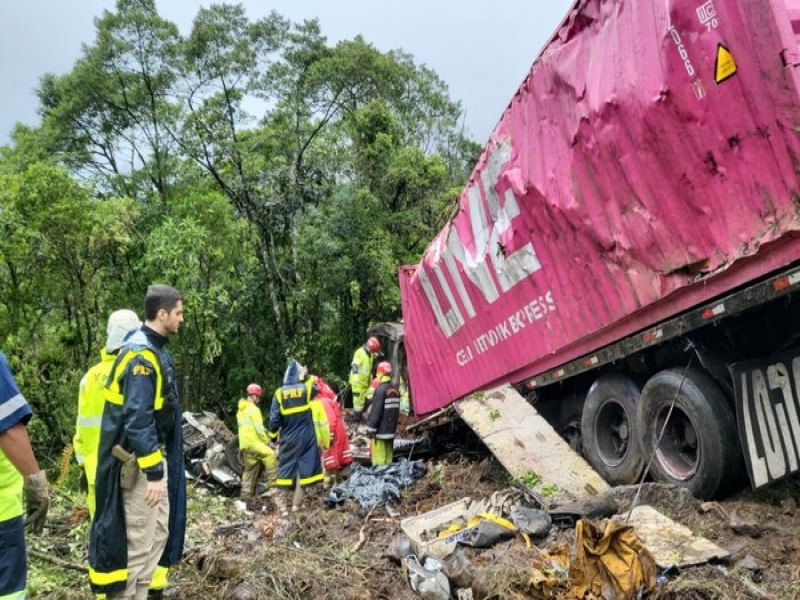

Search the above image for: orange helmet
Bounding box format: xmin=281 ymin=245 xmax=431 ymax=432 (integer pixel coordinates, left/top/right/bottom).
xmin=366 ymin=336 xmax=381 ymax=353
xmin=246 ymin=383 xmax=263 ymax=397
xmin=376 ymin=361 xmax=392 ymax=376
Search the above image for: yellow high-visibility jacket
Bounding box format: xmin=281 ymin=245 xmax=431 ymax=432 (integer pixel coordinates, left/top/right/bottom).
xmin=310 ymin=400 xmax=330 ymax=450
xmin=74 ymin=350 xmax=116 ymax=487
xmin=348 ymin=345 xmax=374 ymax=396
xmin=237 ymin=399 xmax=272 ymax=457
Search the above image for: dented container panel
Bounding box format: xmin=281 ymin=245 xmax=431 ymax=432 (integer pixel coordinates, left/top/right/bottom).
xmin=400 ymin=0 xmax=800 ymax=414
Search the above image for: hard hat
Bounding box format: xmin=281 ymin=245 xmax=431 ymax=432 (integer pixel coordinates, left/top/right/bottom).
xmin=377 ymin=361 xmax=392 ymax=375
xmin=246 ymin=383 xmax=263 ymax=397
xmin=366 ymin=336 xmax=381 ymax=353
xmin=106 ymin=309 xmax=141 ymax=353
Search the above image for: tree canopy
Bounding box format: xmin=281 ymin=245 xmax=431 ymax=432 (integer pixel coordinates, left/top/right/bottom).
xmin=0 ymin=0 xmax=481 ymax=456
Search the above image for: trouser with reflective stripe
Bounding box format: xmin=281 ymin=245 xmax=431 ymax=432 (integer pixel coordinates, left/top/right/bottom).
xmin=0 ymin=516 xmax=26 ymax=599
xmin=108 ymin=464 xmax=169 ymax=600
xmin=370 ymin=439 xmax=393 ymax=466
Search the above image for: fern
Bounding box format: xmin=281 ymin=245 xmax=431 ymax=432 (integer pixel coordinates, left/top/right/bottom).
xmin=56 ymin=444 xmax=74 ymax=487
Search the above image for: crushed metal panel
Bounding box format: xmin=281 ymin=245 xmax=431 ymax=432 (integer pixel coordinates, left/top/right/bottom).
xmin=455 ymin=384 xmax=608 ymax=507
xmin=621 ymin=505 xmax=730 ymax=569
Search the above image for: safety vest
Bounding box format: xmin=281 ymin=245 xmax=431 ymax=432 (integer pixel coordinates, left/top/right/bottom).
xmin=74 ymin=350 xmax=115 ymax=483
xmin=237 ymin=400 xmax=270 ymax=456
xmin=0 ymin=455 xmax=23 ymax=523
xmin=349 ymin=346 xmax=374 ymax=395
xmin=310 ymin=400 xmax=330 ymax=450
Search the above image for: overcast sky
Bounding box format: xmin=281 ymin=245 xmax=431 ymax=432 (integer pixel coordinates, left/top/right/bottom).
xmin=0 ymin=1 xmax=574 ymax=146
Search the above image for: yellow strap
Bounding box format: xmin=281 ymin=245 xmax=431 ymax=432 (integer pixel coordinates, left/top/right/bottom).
xmin=89 ymin=567 xmax=128 ymax=586
xmin=281 ymin=404 xmax=311 ymax=415
xmin=105 ymin=348 xmax=164 ymax=410
xmin=299 ymin=472 xmax=324 ymax=485
xmin=137 ymin=449 xmax=163 ymax=469
xmin=149 ymin=565 xmax=169 ymax=591
xmin=276 ymin=379 xmax=314 ymax=415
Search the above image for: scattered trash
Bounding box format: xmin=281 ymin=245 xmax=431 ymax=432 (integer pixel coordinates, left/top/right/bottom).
xmin=509 ymin=506 xmax=551 ymax=537
xmin=406 ymin=555 xmax=451 ymax=600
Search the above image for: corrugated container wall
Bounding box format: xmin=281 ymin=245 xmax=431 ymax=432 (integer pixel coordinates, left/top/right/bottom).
xmin=400 ymin=0 xmax=800 ymax=414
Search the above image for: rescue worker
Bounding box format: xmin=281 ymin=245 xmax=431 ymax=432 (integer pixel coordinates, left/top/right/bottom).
xmin=364 ymin=362 xmax=400 ymax=466
xmin=236 ymin=383 xmax=278 ymax=499
xmin=0 ymin=350 xmax=49 ymax=600
xmin=268 ymin=360 xmax=327 ymax=513
xmin=348 ymin=336 xmax=381 ymax=425
xmin=314 ymin=378 xmax=352 ymax=475
xmin=89 ymin=285 xmax=187 ymax=600
xmin=74 ymin=309 xmax=141 ymax=519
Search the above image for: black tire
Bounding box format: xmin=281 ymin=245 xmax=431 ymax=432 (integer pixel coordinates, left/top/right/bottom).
xmin=581 ymin=374 xmax=645 ymax=485
xmin=637 ymin=368 xmax=742 ymax=499
xmin=224 ymin=435 xmax=244 ymax=476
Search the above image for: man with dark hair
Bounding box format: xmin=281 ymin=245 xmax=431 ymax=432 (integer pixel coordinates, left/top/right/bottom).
xmin=0 ymin=350 xmax=49 ymax=599
xmin=89 ymin=285 xmax=186 ymax=600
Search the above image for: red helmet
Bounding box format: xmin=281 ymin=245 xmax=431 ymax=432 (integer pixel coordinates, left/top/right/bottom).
xmin=366 ymin=336 xmax=381 ymax=353
xmin=246 ymin=383 xmax=263 ymax=397
xmin=376 ymin=361 xmax=392 ymax=376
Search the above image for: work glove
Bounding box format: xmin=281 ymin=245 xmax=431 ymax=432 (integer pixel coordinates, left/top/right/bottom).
xmin=24 ymin=471 xmax=49 ymax=533
xmin=78 ymin=470 xmax=88 ymax=494
xmin=365 ymin=427 xmax=376 ymax=439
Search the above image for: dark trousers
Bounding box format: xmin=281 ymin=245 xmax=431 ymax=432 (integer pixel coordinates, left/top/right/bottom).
xmin=0 ymin=515 xmax=26 ymax=598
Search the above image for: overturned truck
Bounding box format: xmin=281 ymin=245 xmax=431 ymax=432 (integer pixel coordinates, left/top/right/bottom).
xmin=399 ymin=0 xmax=800 ymax=498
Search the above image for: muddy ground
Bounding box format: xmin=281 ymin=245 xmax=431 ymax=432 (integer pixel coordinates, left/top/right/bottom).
xmin=28 ymin=422 xmax=800 ymax=599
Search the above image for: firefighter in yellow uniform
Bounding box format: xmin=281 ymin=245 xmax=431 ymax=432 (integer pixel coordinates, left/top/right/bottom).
xmin=74 ymin=310 xmax=141 ymax=518
xmin=237 ymin=383 xmax=278 ymax=498
xmin=348 ymin=336 xmax=380 ymax=425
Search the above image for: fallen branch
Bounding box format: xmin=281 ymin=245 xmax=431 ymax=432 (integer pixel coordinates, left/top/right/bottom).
xmin=350 ymin=506 xmax=377 ymax=554
xmin=28 ymin=549 xmax=88 ymax=573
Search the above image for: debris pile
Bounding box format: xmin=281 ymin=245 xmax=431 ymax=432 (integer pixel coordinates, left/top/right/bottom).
xmin=324 ymin=459 xmax=428 ymax=508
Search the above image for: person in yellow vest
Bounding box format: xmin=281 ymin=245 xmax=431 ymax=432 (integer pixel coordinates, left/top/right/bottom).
xmin=236 ymin=383 xmax=278 ymax=499
xmin=348 ymin=336 xmax=381 ymax=425
xmin=74 ymin=309 xmax=141 ymax=519
xmin=0 ymin=350 xmax=49 ymax=600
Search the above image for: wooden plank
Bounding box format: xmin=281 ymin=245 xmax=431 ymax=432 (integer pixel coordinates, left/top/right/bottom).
xmin=621 ymin=505 xmax=730 ymax=568
xmin=455 ymin=384 xmax=609 ymax=507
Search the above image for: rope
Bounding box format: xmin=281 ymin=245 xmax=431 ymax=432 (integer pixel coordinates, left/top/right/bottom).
xmin=625 ymin=353 xmax=695 ymax=523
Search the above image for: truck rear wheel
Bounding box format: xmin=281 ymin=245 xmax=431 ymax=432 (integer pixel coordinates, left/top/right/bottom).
xmin=637 ymin=368 xmax=741 ymax=499
xmin=581 ymin=374 xmax=645 ymax=484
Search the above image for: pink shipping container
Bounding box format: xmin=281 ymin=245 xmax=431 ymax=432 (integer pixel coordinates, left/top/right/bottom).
xmin=400 ymin=0 xmax=800 ymax=496
xmin=401 ymin=0 xmax=800 ymax=411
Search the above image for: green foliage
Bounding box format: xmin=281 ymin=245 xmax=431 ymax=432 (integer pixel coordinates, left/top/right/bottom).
xmin=514 ymin=471 xmax=541 ymax=488
xmin=0 ymin=0 xmax=479 ymax=460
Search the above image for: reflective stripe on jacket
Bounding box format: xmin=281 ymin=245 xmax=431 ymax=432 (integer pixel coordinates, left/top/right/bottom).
xmin=365 ymin=375 xmax=401 ymax=440
xmin=348 ymin=346 xmax=374 ymax=395
xmin=268 ymin=360 xmax=324 ymax=487
xmin=88 ymin=327 xmax=186 ymax=595
xmin=0 ymin=352 xmax=32 ymax=522
xmin=237 ymin=399 xmax=271 ymax=457
xmin=73 ymin=350 xmax=115 ymax=483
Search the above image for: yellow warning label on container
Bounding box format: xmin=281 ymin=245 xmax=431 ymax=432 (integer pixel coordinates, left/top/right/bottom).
xmin=715 ymin=44 xmax=737 ymax=84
